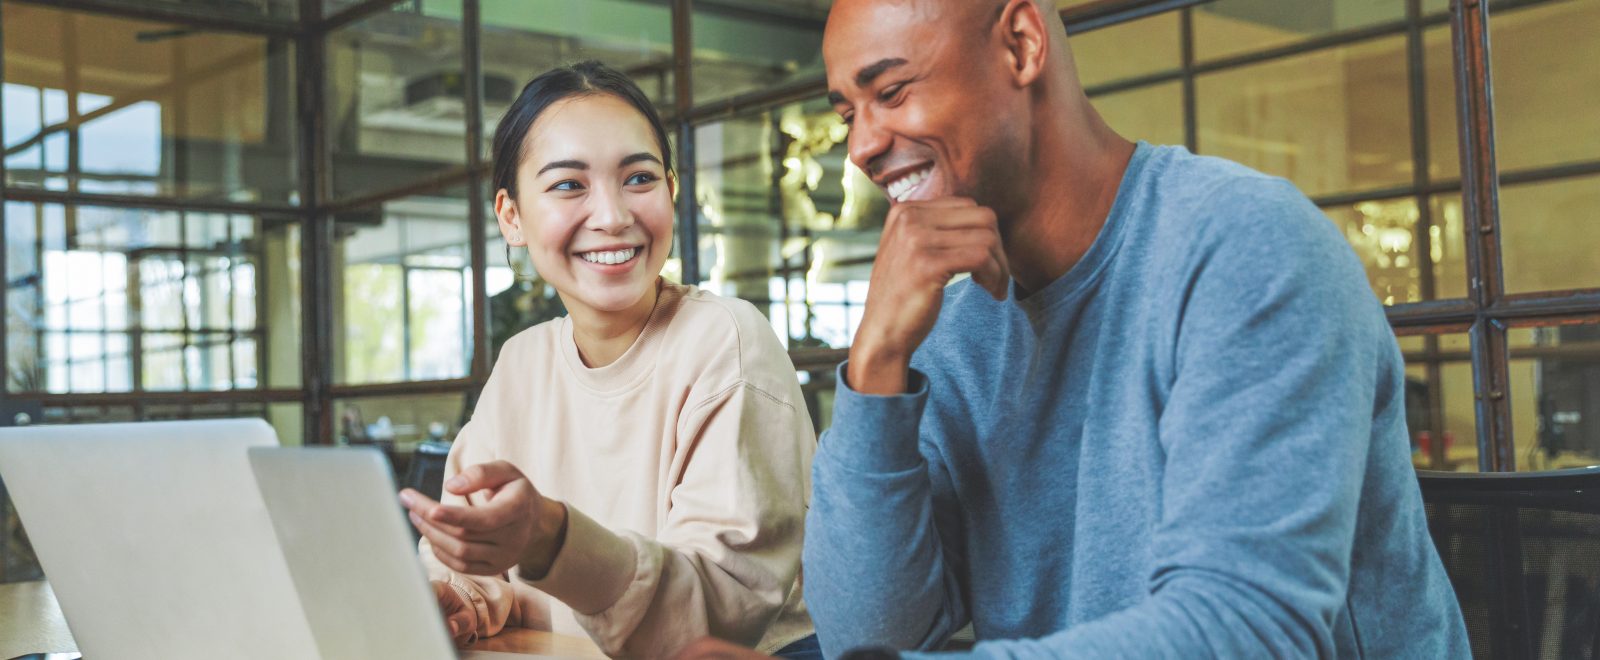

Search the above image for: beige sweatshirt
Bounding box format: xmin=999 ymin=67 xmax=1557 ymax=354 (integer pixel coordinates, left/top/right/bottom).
xmin=421 ymin=281 xmax=816 ymax=658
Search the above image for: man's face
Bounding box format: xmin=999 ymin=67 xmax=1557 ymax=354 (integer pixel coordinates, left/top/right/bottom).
xmin=824 ymin=0 xmax=1022 ymax=211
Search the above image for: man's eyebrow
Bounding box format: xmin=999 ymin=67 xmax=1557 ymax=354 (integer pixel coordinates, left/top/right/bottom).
xmin=620 ymin=152 xmax=662 ymax=167
xmin=854 ymin=57 xmax=909 ymax=89
xmin=538 ymin=159 xmax=587 ymax=175
xmin=828 ymin=90 xmax=847 ymax=107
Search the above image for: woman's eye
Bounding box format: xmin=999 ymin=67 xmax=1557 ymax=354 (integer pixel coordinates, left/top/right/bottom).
xmin=549 ymin=180 xmax=583 ymax=192
xmin=626 ymin=172 xmax=659 ymax=186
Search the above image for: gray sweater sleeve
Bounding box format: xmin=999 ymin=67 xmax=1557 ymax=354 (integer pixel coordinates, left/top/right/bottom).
xmin=803 ymin=366 xmax=970 ymax=658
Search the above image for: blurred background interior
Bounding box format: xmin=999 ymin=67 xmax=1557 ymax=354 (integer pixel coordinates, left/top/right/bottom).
xmin=1 ymin=0 xmax=1597 ymax=583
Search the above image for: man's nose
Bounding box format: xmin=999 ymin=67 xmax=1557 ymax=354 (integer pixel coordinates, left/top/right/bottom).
xmin=848 ymin=108 xmax=892 ymax=178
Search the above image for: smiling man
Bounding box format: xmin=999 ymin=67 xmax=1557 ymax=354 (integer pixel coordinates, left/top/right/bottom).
xmin=780 ymin=0 xmax=1473 ymax=658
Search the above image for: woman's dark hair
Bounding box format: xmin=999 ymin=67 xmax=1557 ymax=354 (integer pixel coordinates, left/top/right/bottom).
xmin=492 ymin=60 xmax=673 ymax=198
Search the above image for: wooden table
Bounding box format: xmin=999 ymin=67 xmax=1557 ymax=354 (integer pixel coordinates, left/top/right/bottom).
xmin=0 ymin=580 xmax=605 ymax=658
xmin=468 ymin=628 xmax=608 ymax=657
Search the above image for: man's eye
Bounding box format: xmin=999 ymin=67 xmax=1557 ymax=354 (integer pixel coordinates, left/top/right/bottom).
xmin=879 ymin=83 xmax=906 ymax=103
xmin=626 ymin=172 xmax=658 ymax=186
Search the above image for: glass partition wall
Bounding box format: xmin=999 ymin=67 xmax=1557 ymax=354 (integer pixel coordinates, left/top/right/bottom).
xmin=3 ymin=0 xmax=1600 ymax=581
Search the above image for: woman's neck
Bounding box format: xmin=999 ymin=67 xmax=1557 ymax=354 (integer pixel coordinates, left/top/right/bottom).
xmin=565 ymin=278 xmax=662 ymax=368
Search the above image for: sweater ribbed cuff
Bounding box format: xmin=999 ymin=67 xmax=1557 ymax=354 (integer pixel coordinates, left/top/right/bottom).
xmin=824 ymin=360 xmax=930 ymax=473
xmin=519 ymin=505 xmax=636 ymax=615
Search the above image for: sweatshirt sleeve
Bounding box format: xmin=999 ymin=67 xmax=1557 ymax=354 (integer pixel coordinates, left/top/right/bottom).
xmin=910 ymin=178 xmax=1390 ymax=658
xmin=524 ymin=380 xmax=814 ymax=657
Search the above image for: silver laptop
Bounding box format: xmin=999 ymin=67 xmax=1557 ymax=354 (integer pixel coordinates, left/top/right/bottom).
xmin=0 ymin=419 xmax=555 ymax=660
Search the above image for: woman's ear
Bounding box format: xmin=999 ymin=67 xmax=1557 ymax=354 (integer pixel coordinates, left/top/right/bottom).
xmin=494 ymin=188 xmax=526 ymax=246
xmin=667 ymin=170 xmax=679 ymax=204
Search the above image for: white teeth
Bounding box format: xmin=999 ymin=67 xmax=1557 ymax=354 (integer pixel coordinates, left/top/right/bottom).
xmin=580 ymin=248 xmax=638 ymax=265
xmin=887 ymin=168 xmax=932 ymax=202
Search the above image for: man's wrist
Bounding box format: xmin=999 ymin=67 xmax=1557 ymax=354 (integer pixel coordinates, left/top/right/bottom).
xmin=847 ymin=339 xmax=910 ymax=395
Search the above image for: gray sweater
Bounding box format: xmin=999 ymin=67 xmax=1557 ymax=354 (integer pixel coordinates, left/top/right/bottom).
xmin=803 ymin=143 xmax=1470 ymax=658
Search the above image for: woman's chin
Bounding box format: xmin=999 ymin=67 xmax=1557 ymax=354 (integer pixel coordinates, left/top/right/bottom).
xmin=570 ymin=279 xmax=657 ymax=315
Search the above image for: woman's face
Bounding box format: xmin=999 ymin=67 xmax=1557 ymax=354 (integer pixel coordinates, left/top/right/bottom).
xmin=497 ymin=93 xmax=674 ymax=316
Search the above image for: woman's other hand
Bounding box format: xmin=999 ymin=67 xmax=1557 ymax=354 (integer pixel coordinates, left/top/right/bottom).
xmin=431 ymin=579 xmax=479 ymax=647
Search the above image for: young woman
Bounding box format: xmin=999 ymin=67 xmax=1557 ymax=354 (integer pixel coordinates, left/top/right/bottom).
xmin=398 ymin=62 xmax=819 ymax=659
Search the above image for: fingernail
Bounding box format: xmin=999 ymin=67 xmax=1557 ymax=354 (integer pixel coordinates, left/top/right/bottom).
xmin=399 ymin=491 xmax=413 ymax=506
xmin=445 ymin=476 xmax=465 ymax=490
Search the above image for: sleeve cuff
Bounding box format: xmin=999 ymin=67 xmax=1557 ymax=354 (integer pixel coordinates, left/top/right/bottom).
xmin=824 ymin=360 xmax=930 ymax=472
xmin=520 ymin=505 xmax=637 ymax=615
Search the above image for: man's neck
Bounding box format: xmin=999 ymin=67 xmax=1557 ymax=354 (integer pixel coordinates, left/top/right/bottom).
xmin=1004 ymin=113 xmax=1136 ymax=296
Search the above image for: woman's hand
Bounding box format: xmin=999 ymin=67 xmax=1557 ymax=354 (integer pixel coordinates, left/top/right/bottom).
xmin=431 ymin=580 xmax=479 ymax=647
xmin=401 ymin=460 xmax=569 ymax=578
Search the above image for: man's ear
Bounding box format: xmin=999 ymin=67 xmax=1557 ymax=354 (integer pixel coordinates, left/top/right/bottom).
xmin=999 ymin=0 xmax=1050 ymax=88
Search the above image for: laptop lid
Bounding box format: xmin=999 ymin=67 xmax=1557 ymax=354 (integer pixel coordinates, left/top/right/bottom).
xmin=246 ymin=446 xmax=459 ymax=660
xmin=0 ymin=419 xmax=321 ymax=660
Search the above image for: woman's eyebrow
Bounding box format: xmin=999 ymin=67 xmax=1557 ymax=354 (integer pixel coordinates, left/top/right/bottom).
xmin=538 ymin=159 xmax=587 ymax=175
xmin=620 ymin=152 xmax=662 ymax=167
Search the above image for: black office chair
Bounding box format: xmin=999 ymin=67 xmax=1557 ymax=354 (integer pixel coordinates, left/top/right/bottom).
xmin=403 ymin=441 xmax=453 ymax=503
xmin=1419 ymin=467 xmax=1600 ymax=660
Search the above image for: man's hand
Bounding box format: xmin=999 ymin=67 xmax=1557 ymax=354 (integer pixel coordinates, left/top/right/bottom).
xmin=431 ymin=580 xmax=480 ymax=647
xmin=850 ymin=197 xmax=1009 ymax=395
xmin=400 ymin=460 xmax=569 ymax=578
xmin=669 ymin=637 xmax=771 ymax=660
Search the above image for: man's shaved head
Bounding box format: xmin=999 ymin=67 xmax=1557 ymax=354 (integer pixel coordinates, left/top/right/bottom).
xmin=822 ymin=0 xmax=1080 ymax=220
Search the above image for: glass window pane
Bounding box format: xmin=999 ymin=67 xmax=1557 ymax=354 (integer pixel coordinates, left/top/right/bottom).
xmin=1072 ymin=12 xmax=1181 ymax=88
xmin=407 ymin=268 xmax=466 ymax=381
xmin=1325 ymin=197 xmax=1424 ymax=305
xmin=1089 ymin=82 xmax=1185 ymax=149
xmin=1423 ymin=26 xmax=1461 ymax=182
xmin=1194 ymin=0 xmax=1407 ymax=63
xmin=1323 ymin=195 xmax=1469 ymax=305
xmin=334 ymin=391 xmax=467 ymax=455
xmin=1509 ymin=322 xmax=1600 ymax=471
xmin=480 ymin=0 xmax=674 ymax=123
xmin=692 ymin=1 xmax=829 ymax=105
xmin=336 ymin=186 xmax=473 ymax=385
xmin=2 ymin=4 xmax=299 ymax=203
xmin=1196 ymin=35 xmax=1412 ymax=198
xmin=694 ymin=97 xmax=882 ymax=350
xmin=1499 ymin=174 xmax=1600 ymax=294
xmin=328 ymin=5 xmax=466 ymax=200
xmin=1426 ymin=195 xmax=1469 ymax=300
xmin=1488 ymin=0 xmax=1600 ymax=173
xmin=1401 ymin=331 xmax=1479 ymax=471
xmin=4 ymin=203 xmax=294 ymax=394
